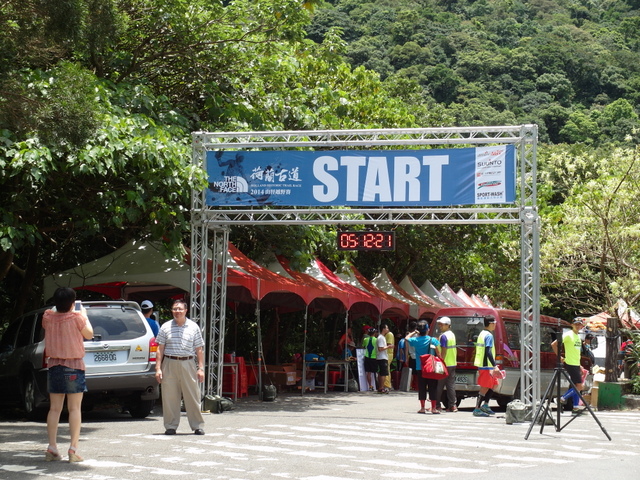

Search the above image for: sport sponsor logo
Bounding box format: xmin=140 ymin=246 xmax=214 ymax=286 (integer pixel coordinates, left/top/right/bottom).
xmin=477 ymin=180 xmax=502 ymax=189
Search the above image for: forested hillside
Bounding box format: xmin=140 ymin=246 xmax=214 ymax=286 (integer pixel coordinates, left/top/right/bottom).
xmin=310 ymin=0 xmax=640 ymax=144
xmin=1 ymin=0 xmax=639 ymax=326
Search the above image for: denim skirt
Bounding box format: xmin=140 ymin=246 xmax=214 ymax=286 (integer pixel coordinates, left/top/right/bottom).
xmin=48 ymin=365 xmax=87 ymax=394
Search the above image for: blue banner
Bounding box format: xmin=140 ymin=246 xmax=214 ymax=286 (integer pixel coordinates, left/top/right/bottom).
xmin=206 ymin=145 xmax=515 ymax=207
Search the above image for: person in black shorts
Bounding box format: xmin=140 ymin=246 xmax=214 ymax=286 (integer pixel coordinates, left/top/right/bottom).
xmin=362 ymin=327 xmax=378 ymax=391
xmin=552 ymin=318 xmax=586 ymax=414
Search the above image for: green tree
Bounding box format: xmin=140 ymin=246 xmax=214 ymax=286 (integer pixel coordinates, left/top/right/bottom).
xmin=559 ymin=110 xmax=600 ymax=144
xmin=598 ymin=98 xmax=640 ymax=143
xmin=541 ymin=146 xmax=640 ymax=315
xmin=535 ymin=73 xmax=574 ymax=106
xmin=0 ymin=73 xmax=206 ymax=316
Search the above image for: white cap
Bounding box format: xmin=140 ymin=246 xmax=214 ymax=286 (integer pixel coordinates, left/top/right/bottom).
xmin=141 ymin=300 xmax=154 ymax=310
xmin=437 ymin=316 xmax=451 ymax=325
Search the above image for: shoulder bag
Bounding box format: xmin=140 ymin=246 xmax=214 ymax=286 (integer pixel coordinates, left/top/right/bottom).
xmin=420 ymin=353 xmax=448 ymax=379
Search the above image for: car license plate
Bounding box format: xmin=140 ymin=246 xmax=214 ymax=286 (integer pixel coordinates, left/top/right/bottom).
xmin=455 ymin=373 xmax=473 ymax=385
xmin=85 ymin=350 xmax=126 ymax=365
xmin=94 ymin=351 xmax=118 ymax=363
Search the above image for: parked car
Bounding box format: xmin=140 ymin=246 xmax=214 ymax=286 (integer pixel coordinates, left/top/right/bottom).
xmin=0 ymin=301 xmax=159 ymax=419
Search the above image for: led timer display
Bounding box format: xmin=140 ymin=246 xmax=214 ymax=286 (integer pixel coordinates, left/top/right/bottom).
xmin=337 ymin=231 xmax=395 ymax=251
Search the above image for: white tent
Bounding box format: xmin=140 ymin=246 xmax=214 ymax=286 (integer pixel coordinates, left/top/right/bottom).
xmin=419 ymin=279 xmax=452 ymax=307
xmin=399 ymin=276 xmax=447 ymax=308
xmin=43 ymin=240 xmax=191 ymax=300
xmin=439 ymin=283 xmax=466 ymax=307
xmin=371 ymin=269 xmax=436 ymax=319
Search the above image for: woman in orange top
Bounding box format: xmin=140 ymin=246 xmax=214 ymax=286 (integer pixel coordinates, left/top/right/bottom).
xmin=43 ymin=288 xmax=93 ymax=462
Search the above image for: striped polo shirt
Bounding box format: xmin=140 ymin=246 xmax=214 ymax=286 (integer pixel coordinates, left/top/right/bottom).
xmin=156 ymin=319 xmax=204 ymax=357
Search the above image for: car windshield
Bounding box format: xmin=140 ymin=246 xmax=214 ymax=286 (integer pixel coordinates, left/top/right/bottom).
xmin=87 ymin=308 xmax=147 ymax=341
xmin=434 ymin=316 xmax=484 ymax=347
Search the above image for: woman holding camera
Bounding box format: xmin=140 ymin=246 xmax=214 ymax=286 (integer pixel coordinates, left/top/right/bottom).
xmin=43 ymin=287 xmax=94 ymax=462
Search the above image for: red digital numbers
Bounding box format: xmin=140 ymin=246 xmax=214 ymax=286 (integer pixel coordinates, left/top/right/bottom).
xmin=337 ymin=231 xmax=395 ymax=251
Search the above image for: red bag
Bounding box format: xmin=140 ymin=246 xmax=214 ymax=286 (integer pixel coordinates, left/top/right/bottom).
xmin=420 ymin=354 xmax=448 ymax=379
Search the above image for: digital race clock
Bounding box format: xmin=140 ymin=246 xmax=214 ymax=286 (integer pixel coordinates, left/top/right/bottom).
xmin=337 ymin=231 xmax=395 ymax=251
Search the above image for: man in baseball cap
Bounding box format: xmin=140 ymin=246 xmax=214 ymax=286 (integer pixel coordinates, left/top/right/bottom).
xmin=552 ymin=317 xmax=586 ymax=414
xmin=140 ymin=300 xmax=160 ymax=336
xmin=473 ymin=315 xmax=500 ymax=416
xmin=436 ymin=317 xmax=458 ymax=412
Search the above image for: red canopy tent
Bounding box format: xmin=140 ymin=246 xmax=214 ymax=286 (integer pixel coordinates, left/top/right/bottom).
xmin=314 ymin=259 xmax=383 ymax=319
xmin=227 ymin=243 xmax=311 ymax=312
xmin=337 ymin=265 xmax=410 ymax=322
xmin=276 ymin=255 xmax=392 ymax=320
xmin=273 ymin=255 xmax=353 ymax=315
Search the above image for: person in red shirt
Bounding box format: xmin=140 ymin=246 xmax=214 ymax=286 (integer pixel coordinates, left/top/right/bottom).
xmin=43 ymin=288 xmax=94 ymax=462
xmin=619 ymin=336 xmax=635 ymax=376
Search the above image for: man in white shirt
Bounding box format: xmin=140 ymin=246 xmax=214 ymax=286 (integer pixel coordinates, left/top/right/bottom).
xmin=376 ymin=324 xmax=393 ymax=393
xmin=155 ymin=299 xmax=206 ymax=435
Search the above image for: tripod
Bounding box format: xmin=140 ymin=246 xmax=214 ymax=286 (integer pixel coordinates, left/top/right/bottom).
xmin=525 ymin=332 xmax=611 ymax=440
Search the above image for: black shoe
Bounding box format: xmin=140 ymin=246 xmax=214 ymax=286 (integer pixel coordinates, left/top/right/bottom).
xmin=194 ymin=429 xmax=205 ymax=435
xmin=164 ymin=429 xmax=176 ymax=435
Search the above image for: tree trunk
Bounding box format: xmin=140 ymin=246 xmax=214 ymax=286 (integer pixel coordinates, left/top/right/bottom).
xmin=605 ymin=316 xmax=619 ymax=383
xmin=11 ymin=243 xmax=40 ymax=319
xmin=0 ymin=250 xmax=13 ymax=284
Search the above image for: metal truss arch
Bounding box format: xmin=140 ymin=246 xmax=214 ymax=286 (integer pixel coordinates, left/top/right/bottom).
xmin=191 ymin=126 xmax=540 ymax=405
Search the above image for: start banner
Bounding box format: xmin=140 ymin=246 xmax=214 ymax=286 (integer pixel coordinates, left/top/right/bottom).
xmin=206 ymin=145 xmax=515 ymax=207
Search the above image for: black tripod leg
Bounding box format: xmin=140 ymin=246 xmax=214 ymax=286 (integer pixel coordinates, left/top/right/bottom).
xmin=537 ymin=381 xmax=558 ymax=435
xmin=555 ymin=369 xmax=612 ymax=441
xmin=525 ymin=368 xmax=561 ymax=440
xmin=563 ymin=374 xmax=612 ymax=441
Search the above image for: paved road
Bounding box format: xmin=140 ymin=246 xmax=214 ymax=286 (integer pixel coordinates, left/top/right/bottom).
xmin=1 ymin=391 xmax=639 ymax=479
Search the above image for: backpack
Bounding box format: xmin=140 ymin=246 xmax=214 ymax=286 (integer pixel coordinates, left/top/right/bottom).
xmin=203 ymin=395 xmax=235 ymax=414
xmin=505 ymin=399 xmax=553 ymax=425
xmin=505 ymin=399 xmax=530 ymax=424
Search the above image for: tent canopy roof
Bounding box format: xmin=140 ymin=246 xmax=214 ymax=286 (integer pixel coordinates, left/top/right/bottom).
xmin=43 ymin=240 xmax=191 ymax=300
xmin=44 ymin=239 xmax=494 ymax=323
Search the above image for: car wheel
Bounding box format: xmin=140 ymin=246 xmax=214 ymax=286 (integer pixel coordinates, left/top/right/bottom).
xmin=128 ymin=399 xmax=155 ymax=419
xmin=22 ymin=371 xmax=46 ymax=420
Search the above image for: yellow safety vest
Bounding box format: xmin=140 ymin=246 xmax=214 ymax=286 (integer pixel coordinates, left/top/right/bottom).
xmin=441 ymin=330 xmax=457 ymax=367
xmin=474 ymin=330 xmax=495 ymax=368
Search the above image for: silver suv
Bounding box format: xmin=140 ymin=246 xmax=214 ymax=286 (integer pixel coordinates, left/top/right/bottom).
xmin=0 ymin=301 xmax=159 ymax=419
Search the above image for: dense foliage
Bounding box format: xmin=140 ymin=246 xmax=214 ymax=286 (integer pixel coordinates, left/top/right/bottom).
xmin=311 ymin=0 xmax=640 ymax=145
xmin=1 ymin=0 xmax=640 ymax=333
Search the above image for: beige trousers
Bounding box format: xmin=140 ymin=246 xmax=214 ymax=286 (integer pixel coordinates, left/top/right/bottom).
xmin=161 ymin=358 xmax=204 ymax=431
